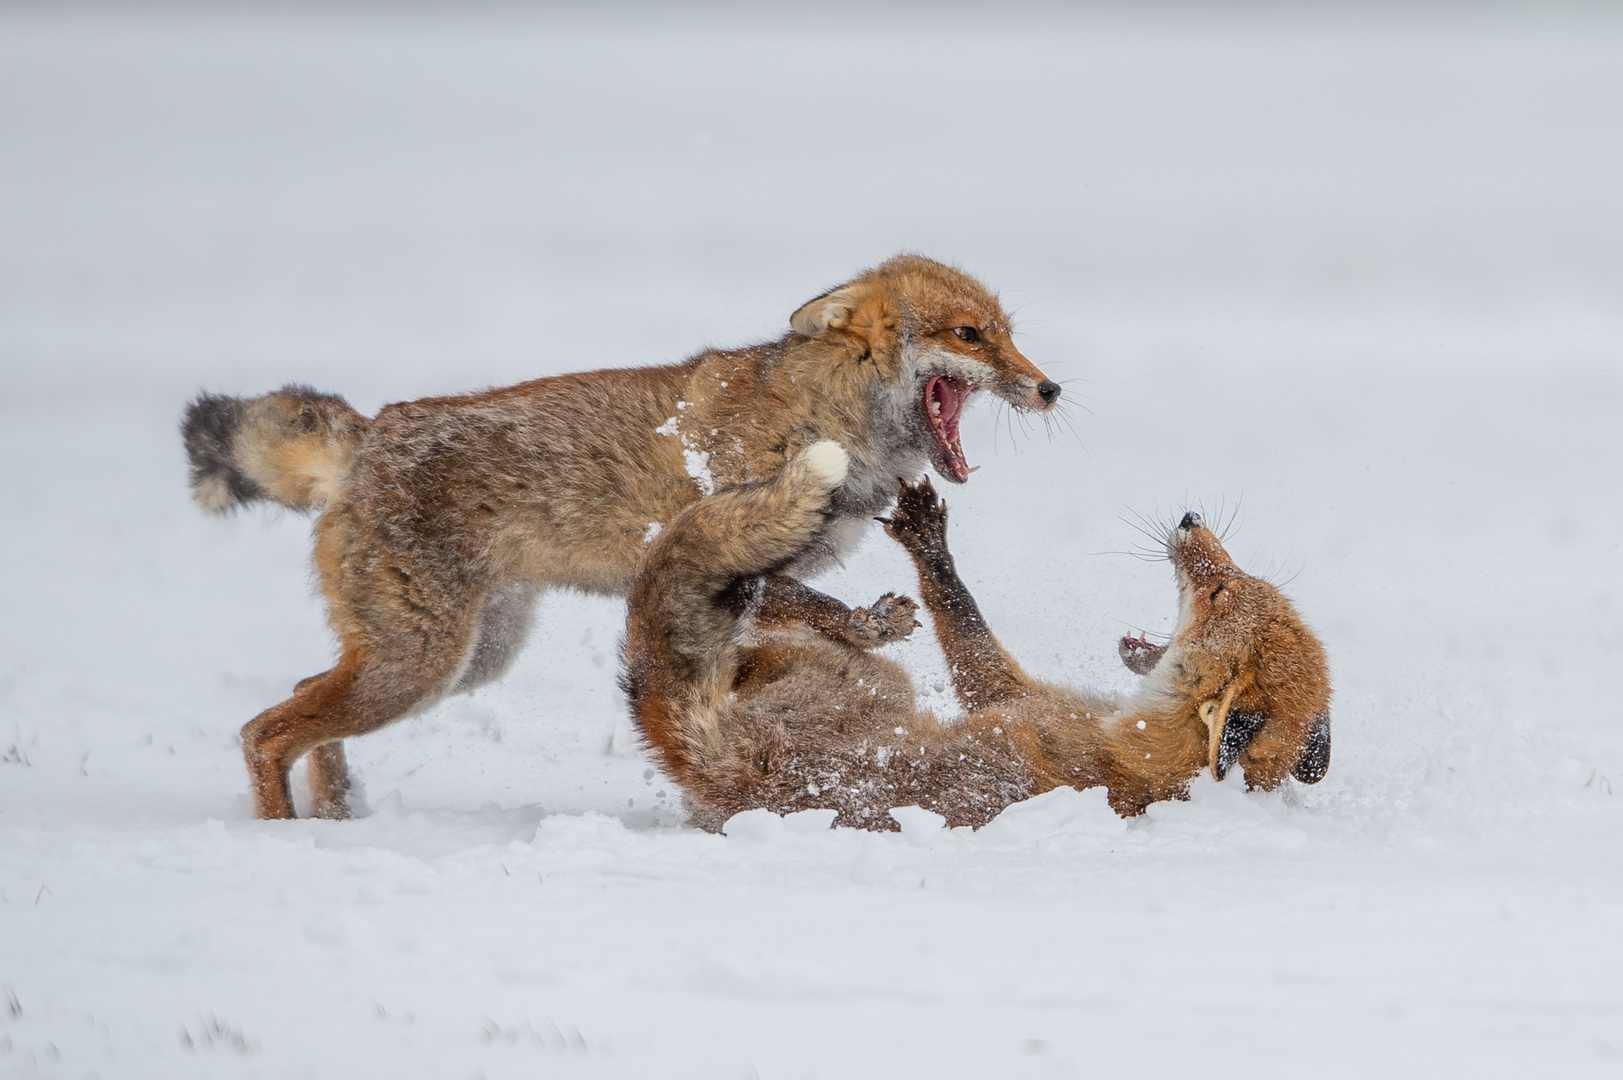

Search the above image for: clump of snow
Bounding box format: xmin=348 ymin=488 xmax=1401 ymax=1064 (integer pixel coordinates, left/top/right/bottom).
xmin=655 ymin=409 xmax=716 ymax=495
xmin=681 ymin=446 xmax=716 ymax=496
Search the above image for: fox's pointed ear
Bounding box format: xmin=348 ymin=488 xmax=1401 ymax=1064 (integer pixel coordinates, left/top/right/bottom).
xmin=791 ymin=282 xmax=878 ymax=337
xmin=1291 ymin=710 xmax=1332 ymax=784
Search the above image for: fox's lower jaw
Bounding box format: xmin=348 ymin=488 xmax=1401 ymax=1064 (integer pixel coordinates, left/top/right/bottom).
xmin=914 ymin=377 xmax=1060 ymax=484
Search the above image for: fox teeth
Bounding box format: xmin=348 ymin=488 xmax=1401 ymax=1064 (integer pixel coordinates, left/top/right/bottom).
xmin=929 ymin=399 xmax=942 ymax=419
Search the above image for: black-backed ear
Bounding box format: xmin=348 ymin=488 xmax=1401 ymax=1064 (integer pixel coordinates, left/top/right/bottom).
xmin=790 ymin=282 xmax=877 ymax=337
xmin=1214 ymin=709 xmax=1267 ymax=781
xmin=1291 ymin=709 xmax=1331 ymax=784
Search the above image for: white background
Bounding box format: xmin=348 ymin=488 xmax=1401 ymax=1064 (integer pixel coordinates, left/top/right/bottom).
xmin=2 ymin=4 xmax=1621 ymax=1077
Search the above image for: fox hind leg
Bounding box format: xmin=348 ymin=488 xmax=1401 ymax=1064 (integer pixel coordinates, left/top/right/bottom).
xmin=305 ymin=740 xmax=351 ymax=819
xmin=242 ymin=654 xmax=367 ymax=820
xmin=242 ymin=627 xmax=474 ymax=819
xmin=452 ymin=582 xmax=539 ymax=694
xmin=623 ymin=441 xmax=852 ymax=783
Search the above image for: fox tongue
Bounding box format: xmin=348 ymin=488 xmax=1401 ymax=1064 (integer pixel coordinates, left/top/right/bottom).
xmin=926 ymin=375 xmax=970 ymax=482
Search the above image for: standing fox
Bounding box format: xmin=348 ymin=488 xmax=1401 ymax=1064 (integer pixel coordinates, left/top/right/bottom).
xmin=183 ymin=256 xmax=1059 ymax=820
xmin=623 ymin=442 xmax=1331 ymax=828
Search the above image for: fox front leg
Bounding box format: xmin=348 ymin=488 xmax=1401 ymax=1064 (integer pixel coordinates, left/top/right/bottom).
xmin=1118 ymin=634 xmax=1167 ymax=675
xmin=844 ymin=592 xmax=921 ymax=647
xmin=883 ymin=478 xmax=1031 ymax=707
xmin=756 ymin=575 xmax=919 ymax=650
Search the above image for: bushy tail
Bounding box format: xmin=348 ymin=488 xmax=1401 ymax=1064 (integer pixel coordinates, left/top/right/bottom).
xmin=182 ymin=385 xmax=366 ymax=514
xmin=620 ymin=441 xmax=850 ymax=785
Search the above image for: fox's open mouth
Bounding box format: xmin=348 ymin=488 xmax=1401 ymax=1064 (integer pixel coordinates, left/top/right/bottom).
xmin=923 ymin=375 xmax=975 ymax=483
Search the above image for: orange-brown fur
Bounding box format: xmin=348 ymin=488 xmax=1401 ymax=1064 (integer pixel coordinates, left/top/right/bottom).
xmin=622 ymin=444 xmax=1332 ymax=830
xmin=181 ymin=256 xmax=1057 ymax=819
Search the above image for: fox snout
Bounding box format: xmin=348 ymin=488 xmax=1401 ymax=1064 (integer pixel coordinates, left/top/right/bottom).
xmin=986 ymin=343 xmax=1060 ymax=412
xmin=1168 ymin=512 xmax=1236 ymax=584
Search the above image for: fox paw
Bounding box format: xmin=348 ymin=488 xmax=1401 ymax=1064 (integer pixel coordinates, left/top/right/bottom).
xmin=846 ymin=593 xmax=920 ymax=647
xmin=880 ymin=478 xmax=948 ymax=556
xmin=1118 ymin=634 xmax=1166 ymax=675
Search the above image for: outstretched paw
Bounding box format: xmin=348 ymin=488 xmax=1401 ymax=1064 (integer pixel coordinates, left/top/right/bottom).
xmin=880 ymin=478 xmax=949 ymax=558
xmin=845 ymin=593 xmax=921 ymax=648
xmin=1118 ymin=634 xmax=1166 ymax=676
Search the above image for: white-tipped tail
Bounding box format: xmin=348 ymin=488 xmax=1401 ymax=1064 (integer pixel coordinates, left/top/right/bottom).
xmin=182 ymin=385 xmax=365 ymax=514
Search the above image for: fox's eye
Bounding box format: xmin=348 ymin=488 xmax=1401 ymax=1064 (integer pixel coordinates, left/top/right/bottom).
xmin=952 ymin=326 xmax=980 ymax=344
xmin=1209 ymin=584 xmax=1226 ymax=603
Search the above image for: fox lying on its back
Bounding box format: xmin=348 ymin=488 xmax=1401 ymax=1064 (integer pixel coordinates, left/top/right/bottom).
xmin=183 ymin=256 xmax=1058 ymax=820
xmin=623 ymin=443 xmax=1331 ymax=829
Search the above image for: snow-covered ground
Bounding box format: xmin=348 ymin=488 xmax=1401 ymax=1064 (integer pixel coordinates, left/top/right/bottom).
xmin=3 ymin=4 xmax=1622 ymax=1077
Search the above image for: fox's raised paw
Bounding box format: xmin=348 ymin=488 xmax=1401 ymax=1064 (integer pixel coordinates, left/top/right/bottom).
xmin=846 ymin=593 xmax=921 ymax=648
xmin=881 ymin=479 xmax=948 ymax=556
xmin=1118 ymin=634 xmax=1166 ymax=675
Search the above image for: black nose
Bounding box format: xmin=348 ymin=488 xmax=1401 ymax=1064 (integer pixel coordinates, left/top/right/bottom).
xmin=1179 ymin=511 xmax=1203 ymax=530
xmin=1036 ymin=380 xmax=1060 ymax=405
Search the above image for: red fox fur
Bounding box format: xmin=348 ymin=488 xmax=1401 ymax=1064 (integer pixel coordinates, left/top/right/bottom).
xmin=622 ymin=443 xmax=1332 ymax=829
xmin=181 ymin=256 xmax=1058 ymax=819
